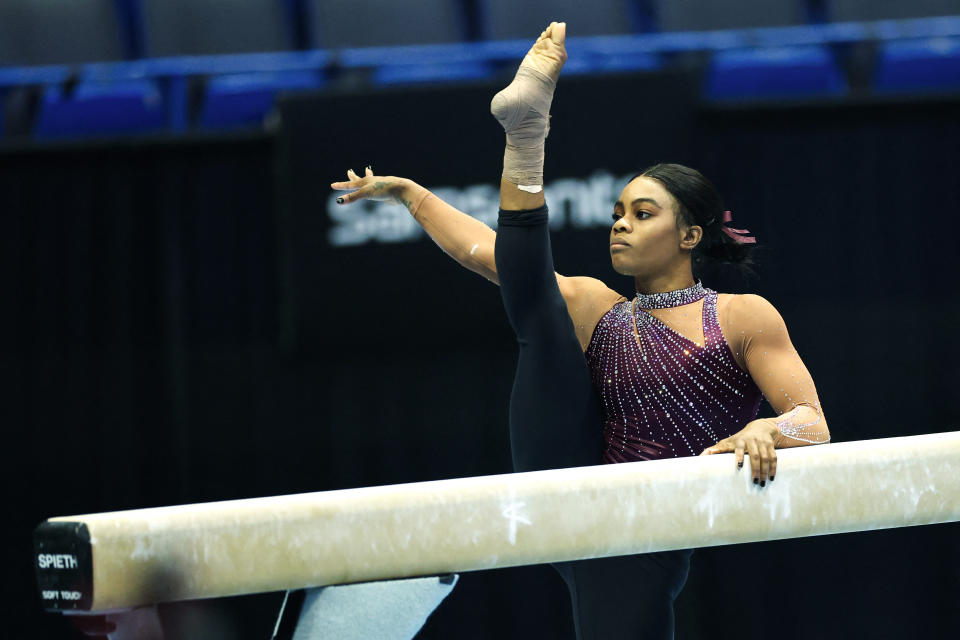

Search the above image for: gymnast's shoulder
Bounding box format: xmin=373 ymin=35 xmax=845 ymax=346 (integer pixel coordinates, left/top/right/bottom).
xmin=556 ymin=276 xmax=627 ymax=348
xmin=717 ymin=293 xmax=791 ymax=341
xmin=557 ymin=275 xmax=626 ymax=311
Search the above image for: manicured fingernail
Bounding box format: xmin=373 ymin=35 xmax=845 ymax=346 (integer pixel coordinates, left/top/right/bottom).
xmin=738 ymin=461 xmax=743 ymax=469
xmin=336 ymin=197 xmax=344 ymax=204
xmin=753 ymin=478 xmax=758 ymax=485
xmin=760 ymin=481 xmax=766 ymax=487
xmin=770 ymin=476 xmax=775 ymax=482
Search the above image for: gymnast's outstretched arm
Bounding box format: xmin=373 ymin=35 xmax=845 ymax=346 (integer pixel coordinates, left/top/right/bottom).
xmin=331 ymin=170 xmax=499 ymax=283
xmin=330 ymin=182 xmax=620 ymax=349
xmin=331 ymin=24 xmax=620 ymax=349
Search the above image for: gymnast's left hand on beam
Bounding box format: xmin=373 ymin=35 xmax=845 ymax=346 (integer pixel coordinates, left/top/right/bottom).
xmin=699 ymin=419 xmax=779 ymax=487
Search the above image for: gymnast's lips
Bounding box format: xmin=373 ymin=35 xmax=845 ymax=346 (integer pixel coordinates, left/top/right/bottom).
xmin=610 ymin=239 xmax=630 ymax=249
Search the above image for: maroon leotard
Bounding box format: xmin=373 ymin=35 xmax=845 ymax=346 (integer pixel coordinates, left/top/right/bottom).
xmin=585 ymin=289 xmax=762 ymax=463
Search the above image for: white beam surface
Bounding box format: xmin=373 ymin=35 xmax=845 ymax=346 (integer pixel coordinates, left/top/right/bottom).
xmin=36 ymin=431 xmax=960 ymax=611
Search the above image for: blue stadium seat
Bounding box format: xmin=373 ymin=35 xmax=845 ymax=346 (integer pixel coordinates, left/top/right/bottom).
xmin=874 ymin=36 xmax=960 ymax=93
xmin=0 ymin=0 xmax=124 ymax=66
xmin=199 ymin=69 xmax=325 ymax=129
xmin=706 ymin=45 xmax=847 ymax=100
xmin=307 ymin=0 xmax=465 ymax=48
xmin=143 ymin=0 xmax=293 ymax=57
xmin=34 ymin=75 xmax=167 ymax=139
xmin=829 ymin=1 xmax=960 ymax=22
xmin=40 ymin=52 xmax=332 ymax=135
xmin=658 ymin=0 xmax=805 ymax=32
xmin=481 ymin=0 xmax=635 ymax=40
xmin=0 ymin=65 xmax=72 ymax=138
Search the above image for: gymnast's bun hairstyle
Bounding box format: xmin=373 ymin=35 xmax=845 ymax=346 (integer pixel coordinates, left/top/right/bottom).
xmin=634 ymin=163 xmax=756 ymax=275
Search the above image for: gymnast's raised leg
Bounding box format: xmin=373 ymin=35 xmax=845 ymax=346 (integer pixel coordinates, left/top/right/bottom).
xmin=490 ymin=22 xmax=693 ymax=640
xmin=491 ymin=23 xmax=602 ymax=474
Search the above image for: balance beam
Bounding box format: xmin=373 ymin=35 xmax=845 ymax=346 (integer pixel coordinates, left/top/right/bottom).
xmin=35 ymin=431 xmax=960 ymax=612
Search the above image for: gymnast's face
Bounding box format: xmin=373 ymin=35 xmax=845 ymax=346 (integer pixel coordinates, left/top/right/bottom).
xmin=609 ymin=176 xmax=692 ymax=276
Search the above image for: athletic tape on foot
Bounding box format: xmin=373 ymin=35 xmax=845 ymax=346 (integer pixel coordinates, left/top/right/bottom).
xmin=491 ymin=66 xmax=556 ymax=187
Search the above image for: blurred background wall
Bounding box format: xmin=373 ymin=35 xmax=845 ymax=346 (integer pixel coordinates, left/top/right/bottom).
xmin=4 ymin=2 xmax=960 ymax=639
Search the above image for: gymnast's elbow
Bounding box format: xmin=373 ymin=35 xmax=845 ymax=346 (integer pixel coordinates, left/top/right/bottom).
xmin=460 ymin=245 xmax=499 ymax=284
xmin=776 ymin=404 xmax=831 ymax=448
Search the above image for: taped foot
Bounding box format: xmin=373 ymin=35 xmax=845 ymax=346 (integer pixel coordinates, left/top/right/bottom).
xmin=491 ymin=22 xmax=566 ymax=188
xmin=491 ymin=66 xmax=555 ymax=147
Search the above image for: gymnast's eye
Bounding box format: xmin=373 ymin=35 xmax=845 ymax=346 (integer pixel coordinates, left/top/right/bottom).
xmin=611 ymin=212 xmax=623 ymax=221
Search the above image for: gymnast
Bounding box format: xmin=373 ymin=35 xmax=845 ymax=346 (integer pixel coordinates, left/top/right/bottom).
xmin=332 ymin=21 xmax=830 ymax=640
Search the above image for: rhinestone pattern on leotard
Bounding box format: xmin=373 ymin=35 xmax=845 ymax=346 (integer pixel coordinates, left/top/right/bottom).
xmin=585 ymin=287 xmax=763 ymax=463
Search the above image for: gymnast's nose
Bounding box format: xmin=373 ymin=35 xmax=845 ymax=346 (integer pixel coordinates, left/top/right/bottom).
xmin=612 ymin=216 xmax=631 ymax=234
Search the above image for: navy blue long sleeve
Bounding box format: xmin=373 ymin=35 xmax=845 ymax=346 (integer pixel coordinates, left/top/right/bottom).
xmin=494 ymin=205 xmax=603 ymax=473
xmin=494 ymin=204 xmax=693 ymax=640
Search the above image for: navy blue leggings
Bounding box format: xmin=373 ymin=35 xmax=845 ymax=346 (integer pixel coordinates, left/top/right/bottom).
xmin=495 ymin=206 xmax=693 ymax=640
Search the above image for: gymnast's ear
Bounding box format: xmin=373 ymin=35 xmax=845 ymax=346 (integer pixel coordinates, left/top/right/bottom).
xmin=680 ymin=225 xmax=703 ymax=251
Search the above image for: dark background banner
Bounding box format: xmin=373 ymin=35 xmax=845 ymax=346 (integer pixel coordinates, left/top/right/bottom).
xmin=6 ymin=70 xmax=959 ymax=639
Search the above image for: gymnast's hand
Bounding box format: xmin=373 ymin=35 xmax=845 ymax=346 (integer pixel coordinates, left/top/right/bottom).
xmin=331 ymin=167 xmax=413 ymax=206
xmin=699 ymin=420 xmax=778 ymax=488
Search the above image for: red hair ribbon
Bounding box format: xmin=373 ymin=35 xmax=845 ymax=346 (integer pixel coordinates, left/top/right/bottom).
xmin=720 ymin=210 xmax=756 ymax=244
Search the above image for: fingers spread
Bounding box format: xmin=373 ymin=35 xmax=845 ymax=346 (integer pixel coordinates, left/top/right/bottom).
xmin=735 ymin=439 xmax=745 ymax=469
xmin=347 ymin=168 xmax=360 ymax=181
